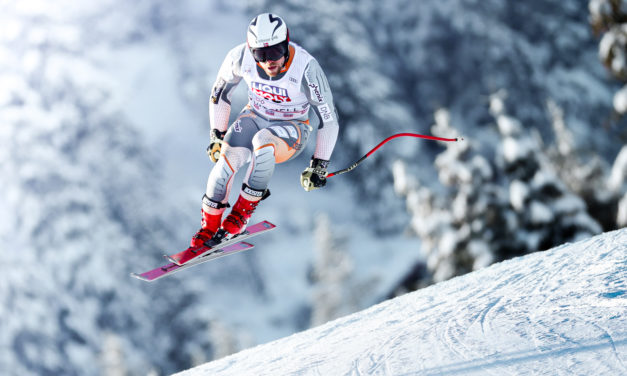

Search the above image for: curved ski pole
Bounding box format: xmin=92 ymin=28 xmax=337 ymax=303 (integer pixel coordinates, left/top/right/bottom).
xmin=327 ymin=132 xmax=462 ymax=178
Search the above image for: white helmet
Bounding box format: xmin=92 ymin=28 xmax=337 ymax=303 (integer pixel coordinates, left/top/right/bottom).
xmin=247 ymin=13 xmax=289 ymax=49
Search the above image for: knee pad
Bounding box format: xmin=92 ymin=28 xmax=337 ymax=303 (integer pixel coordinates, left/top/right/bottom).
xmin=206 ymin=145 xmax=251 ymax=203
xmin=245 ymin=144 xmax=276 ymax=190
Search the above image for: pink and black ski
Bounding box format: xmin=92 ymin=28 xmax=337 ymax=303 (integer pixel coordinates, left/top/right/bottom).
xmin=167 ymin=220 xmax=276 ymax=266
xmin=131 ymin=241 xmax=255 ymax=282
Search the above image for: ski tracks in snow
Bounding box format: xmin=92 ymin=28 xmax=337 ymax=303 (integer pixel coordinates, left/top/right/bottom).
xmin=437 ymin=273 xmax=522 ymax=375
xmin=428 ymin=230 xmax=626 ymax=375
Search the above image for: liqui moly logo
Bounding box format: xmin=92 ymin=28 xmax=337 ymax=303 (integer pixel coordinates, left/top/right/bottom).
xmin=251 ymin=82 xmax=291 ymax=103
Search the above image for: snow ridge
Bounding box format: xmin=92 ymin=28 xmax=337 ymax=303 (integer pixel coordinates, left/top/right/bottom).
xmin=179 ymin=229 xmax=627 ymax=376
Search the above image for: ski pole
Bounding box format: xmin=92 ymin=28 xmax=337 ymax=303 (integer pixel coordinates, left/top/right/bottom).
xmin=327 ymin=132 xmax=462 ymax=178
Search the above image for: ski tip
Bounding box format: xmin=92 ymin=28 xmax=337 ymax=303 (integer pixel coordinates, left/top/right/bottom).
xmin=130 ymin=272 xmax=149 ymax=282
xmin=261 ymin=220 xmax=277 ymax=229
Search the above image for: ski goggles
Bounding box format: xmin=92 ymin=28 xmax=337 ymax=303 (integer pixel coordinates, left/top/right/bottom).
xmin=251 ymin=43 xmax=287 ymax=62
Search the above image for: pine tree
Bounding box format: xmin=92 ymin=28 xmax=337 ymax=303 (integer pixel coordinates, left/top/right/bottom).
xmin=394 ymin=92 xmax=608 ymax=290
xmin=590 ymin=0 xmax=627 ymax=135
xmin=394 ymin=108 xmax=519 ymax=284
xmin=609 ymin=145 xmax=627 ymax=226
xmin=100 ymin=333 xmax=128 ymax=376
xmin=546 ymin=99 xmax=620 ymax=230
xmin=492 ymin=91 xmax=602 ymax=251
xmin=310 ymin=213 xmax=354 ymax=325
xmin=208 ymin=319 xmax=239 ymax=361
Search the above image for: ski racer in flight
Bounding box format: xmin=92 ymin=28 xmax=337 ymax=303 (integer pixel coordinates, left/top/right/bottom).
xmin=190 ymin=13 xmax=340 ymax=246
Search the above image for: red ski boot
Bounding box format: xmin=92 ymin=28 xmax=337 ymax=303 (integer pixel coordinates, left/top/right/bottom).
xmin=190 ymin=207 xmax=224 ymax=247
xmin=221 ymin=194 xmax=262 ymax=236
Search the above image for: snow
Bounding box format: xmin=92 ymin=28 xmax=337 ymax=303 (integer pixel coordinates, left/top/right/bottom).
xmin=509 ymin=180 xmax=529 ymax=211
xmin=502 ymin=137 xmax=535 ymax=164
xmin=610 ymin=146 xmax=627 ymax=193
xmin=614 ymin=85 xmax=627 ymax=114
xmin=529 ymin=201 xmax=554 ymax=225
xmin=177 ymin=229 xmax=627 ymax=376
xmin=619 ymin=194 xmax=627 ymax=227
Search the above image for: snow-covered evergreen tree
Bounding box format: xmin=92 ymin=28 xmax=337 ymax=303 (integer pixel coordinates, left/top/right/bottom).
xmin=207 ymin=319 xmax=239 ymax=361
xmin=394 ymin=92 xmax=607 ymax=288
xmin=609 ymin=145 xmax=627 ymax=226
xmin=546 ymin=99 xmax=620 ymax=230
xmin=590 ymin=0 xmax=627 ymax=125
xmin=618 ymin=193 xmax=627 ymax=226
xmin=100 ymin=333 xmax=128 ymax=376
xmin=381 ymin=0 xmax=620 ymax=156
xmin=394 ymin=108 xmax=518 ymax=283
xmin=310 ymin=213 xmax=355 ymax=325
xmin=492 ymin=92 xmax=603 ymax=251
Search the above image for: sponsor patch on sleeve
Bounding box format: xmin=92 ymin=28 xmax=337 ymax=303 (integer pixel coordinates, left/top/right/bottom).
xmin=317 ymin=104 xmax=334 ymax=123
xmin=308 ymin=83 xmax=325 ymax=103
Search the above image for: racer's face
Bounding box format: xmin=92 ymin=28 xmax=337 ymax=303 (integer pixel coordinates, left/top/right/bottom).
xmin=258 ymin=56 xmax=286 ymax=77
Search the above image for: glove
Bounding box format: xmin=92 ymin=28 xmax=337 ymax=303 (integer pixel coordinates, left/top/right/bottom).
xmin=206 ymin=129 xmax=226 ymax=163
xmin=300 ymin=157 xmax=329 ymax=191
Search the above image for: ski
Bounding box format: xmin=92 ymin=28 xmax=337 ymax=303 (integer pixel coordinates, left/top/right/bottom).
xmin=167 ymin=220 xmax=276 ymax=266
xmin=131 ymin=241 xmax=255 ymax=282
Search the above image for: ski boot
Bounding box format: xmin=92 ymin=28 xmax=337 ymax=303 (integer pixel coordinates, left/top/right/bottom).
xmin=216 ymin=185 xmax=270 ymax=241
xmin=190 ymin=196 xmax=226 ymax=247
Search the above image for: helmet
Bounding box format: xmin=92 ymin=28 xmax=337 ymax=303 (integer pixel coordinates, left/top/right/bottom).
xmin=247 ymin=13 xmax=289 ymax=49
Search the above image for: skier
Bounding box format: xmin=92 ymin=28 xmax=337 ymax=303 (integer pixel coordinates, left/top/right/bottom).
xmin=190 ymin=13 xmax=340 ymax=247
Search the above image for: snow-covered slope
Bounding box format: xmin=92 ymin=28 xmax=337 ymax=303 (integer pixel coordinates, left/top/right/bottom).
xmin=177 ymin=229 xmax=627 ymax=376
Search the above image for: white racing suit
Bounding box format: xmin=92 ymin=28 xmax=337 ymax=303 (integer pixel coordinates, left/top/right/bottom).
xmin=204 ymin=42 xmax=339 ymax=210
